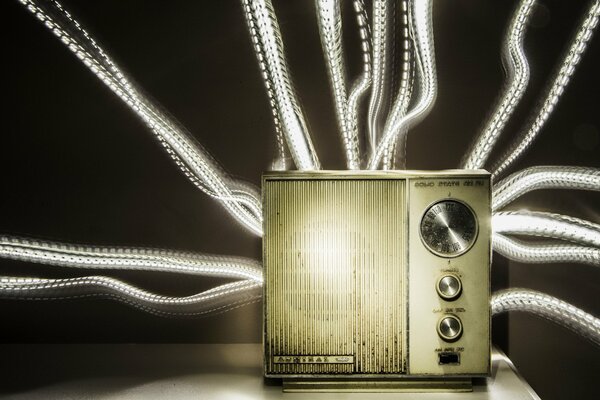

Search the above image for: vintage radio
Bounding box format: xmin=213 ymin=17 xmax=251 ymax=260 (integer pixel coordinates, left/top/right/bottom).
xmin=262 ymin=170 xmax=491 ymax=392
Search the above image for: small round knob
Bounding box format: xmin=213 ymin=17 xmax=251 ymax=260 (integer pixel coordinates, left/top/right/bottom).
xmin=436 ymin=275 xmax=462 ymax=301
xmin=438 ymin=315 xmax=463 ymax=342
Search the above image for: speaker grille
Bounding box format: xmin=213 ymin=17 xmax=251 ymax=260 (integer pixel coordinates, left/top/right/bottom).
xmin=264 ymin=178 xmax=406 ymax=374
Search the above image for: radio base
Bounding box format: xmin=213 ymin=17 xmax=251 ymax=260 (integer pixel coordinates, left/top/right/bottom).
xmin=282 ymin=377 xmax=473 ymax=392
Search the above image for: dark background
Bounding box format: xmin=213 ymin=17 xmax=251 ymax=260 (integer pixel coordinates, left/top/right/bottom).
xmin=1 ymin=1 xmax=598 ymax=399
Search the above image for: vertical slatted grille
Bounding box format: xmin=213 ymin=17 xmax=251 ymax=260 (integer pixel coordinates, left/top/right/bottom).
xmin=264 ymin=178 xmax=405 ymax=374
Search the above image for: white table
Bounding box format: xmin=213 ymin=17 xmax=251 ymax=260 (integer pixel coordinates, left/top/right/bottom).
xmin=0 ymin=344 xmax=539 ymax=399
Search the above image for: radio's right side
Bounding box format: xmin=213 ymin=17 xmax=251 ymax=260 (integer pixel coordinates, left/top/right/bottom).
xmin=406 ymin=173 xmax=491 ymax=376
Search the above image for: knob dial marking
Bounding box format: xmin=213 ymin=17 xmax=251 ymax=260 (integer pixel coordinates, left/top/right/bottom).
xmin=420 ymin=200 xmax=478 ymax=257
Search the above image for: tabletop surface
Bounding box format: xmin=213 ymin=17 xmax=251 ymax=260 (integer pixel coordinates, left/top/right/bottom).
xmin=0 ymin=344 xmax=539 ymax=400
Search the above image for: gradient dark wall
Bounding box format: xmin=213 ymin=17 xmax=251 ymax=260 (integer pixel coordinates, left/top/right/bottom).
xmin=1 ymin=1 xmax=598 ymax=399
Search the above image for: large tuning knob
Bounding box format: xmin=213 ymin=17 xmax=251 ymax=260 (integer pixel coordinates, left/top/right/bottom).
xmin=420 ymin=200 xmax=478 ymax=257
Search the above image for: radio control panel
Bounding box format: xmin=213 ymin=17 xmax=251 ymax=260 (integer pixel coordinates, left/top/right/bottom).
xmin=408 ymin=173 xmax=491 ymax=375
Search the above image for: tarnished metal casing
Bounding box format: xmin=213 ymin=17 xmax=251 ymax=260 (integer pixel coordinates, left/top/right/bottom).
xmin=263 ymin=170 xmax=490 ymax=388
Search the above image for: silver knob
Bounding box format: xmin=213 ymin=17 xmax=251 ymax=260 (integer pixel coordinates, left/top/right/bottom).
xmin=420 ymin=200 xmax=478 ymax=257
xmin=436 ymin=275 xmax=462 ymax=300
xmin=438 ymin=315 xmax=463 ymax=341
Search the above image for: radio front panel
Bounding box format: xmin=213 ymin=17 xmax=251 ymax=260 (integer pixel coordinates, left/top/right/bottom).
xmin=262 ymin=170 xmax=490 ymax=381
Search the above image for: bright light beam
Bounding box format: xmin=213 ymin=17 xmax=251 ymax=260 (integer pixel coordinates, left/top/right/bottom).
xmin=492 ymin=288 xmax=600 ymax=347
xmin=493 ymin=211 xmax=600 ymax=248
xmin=18 ymin=0 xmax=263 ymax=235
xmin=461 ymin=0 xmax=537 ymax=170
xmin=491 ymin=1 xmax=600 ymax=179
xmin=0 ymin=235 xmax=264 ymax=283
xmin=369 ymin=0 xmax=437 ymax=170
xmin=382 ymin=0 xmax=413 ymax=170
xmin=0 ymin=276 xmax=262 ymax=318
xmin=492 ymin=166 xmax=600 ymax=211
xmin=493 ymin=233 xmax=600 ymax=267
xmin=316 ymin=0 xmax=360 ymax=170
xmin=346 ymin=0 xmax=372 ymax=170
xmin=241 ymin=0 xmax=321 ymax=171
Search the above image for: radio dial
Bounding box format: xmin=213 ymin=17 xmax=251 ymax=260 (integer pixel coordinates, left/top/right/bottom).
xmin=438 ymin=315 xmax=463 ymax=342
xmin=420 ymin=200 xmax=478 ymax=257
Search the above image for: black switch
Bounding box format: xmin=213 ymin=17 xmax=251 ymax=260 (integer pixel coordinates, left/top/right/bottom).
xmin=438 ymin=352 xmax=460 ymax=365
